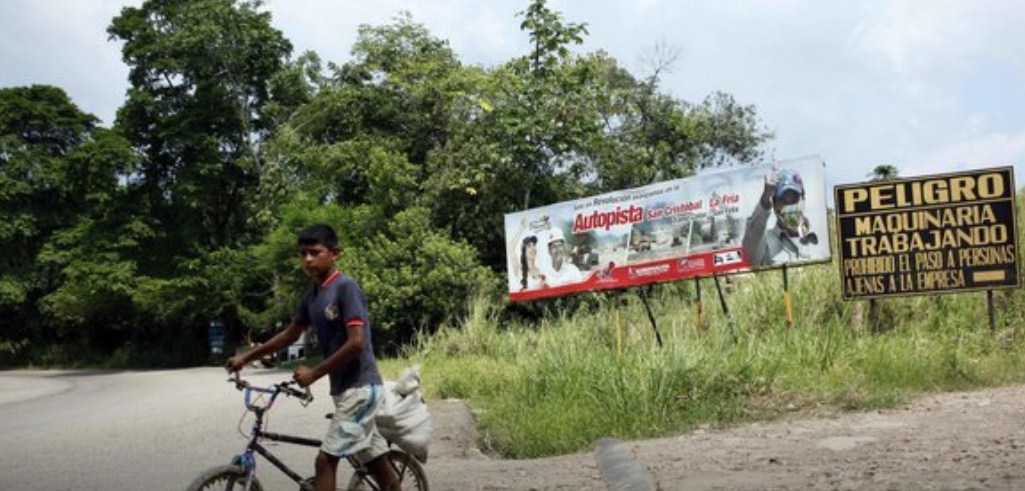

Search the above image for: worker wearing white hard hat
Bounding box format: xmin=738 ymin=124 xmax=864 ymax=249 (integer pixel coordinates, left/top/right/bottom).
xmin=543 ymin=228 xmax=583 ymax=286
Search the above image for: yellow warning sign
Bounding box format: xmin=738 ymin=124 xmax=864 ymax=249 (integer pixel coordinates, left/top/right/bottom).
xmin=835 ymin=167 xmax=1019 ymax=299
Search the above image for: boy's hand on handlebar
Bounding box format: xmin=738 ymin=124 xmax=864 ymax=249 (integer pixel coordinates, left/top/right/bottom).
xmin=293 ymin=365 xmax=317 ymax=388
xmin=224 ymin=354 xmax=247 ymax=373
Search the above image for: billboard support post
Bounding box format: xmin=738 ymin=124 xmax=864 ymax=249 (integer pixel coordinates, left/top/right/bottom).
xmin=869 ymin=299 xmax=879 ymax=334
xmin=639 ymin=286 xmax=664 ymax=348
xmin=614 ymin=290 xmax=623 ymax=356
xmin=713 ymin=274 xmax=737 ymax=339
xmin=713 ymin=274 xmax=731 ymax=320
xmin=783 ymin=264 xmax=793 ymax=329
xmin=987 ymin=290 xmax=996 ymax=332
xmin=695 ymin=277 xmax=703 ymax=331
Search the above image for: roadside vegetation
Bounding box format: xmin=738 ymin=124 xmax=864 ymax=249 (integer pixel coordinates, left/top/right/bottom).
xmin=0 ymin=0 xmax=769 ymax=367
xmin=387 ymin=194 xmax=1025 ymax=459
xmin=403 ymin=254 xmax=1025 ymax=458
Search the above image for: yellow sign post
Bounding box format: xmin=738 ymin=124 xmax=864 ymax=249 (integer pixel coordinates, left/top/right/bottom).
xmin=835 ymin=167 xmax=1020 ymax=331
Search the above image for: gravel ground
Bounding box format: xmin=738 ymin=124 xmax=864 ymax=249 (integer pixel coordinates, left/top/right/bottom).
xmin=3 ymin=367 xmax=1025 ymax=490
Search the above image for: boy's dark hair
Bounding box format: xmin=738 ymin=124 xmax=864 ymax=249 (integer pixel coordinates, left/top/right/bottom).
xmin=297 ymin=224 xmax=339 ymax=250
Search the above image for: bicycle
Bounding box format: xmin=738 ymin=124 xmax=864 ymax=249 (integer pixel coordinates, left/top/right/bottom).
xmin=186 ymin=375 xmax=428 ymax=491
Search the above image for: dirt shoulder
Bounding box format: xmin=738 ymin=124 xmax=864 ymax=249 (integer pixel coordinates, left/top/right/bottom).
xmin=427 ymin=385 xmax=1025 ymax=490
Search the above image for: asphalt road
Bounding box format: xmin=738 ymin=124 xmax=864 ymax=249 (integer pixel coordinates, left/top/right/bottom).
xmin=11 ymin=367 xmax=1025 ymax=490
xmin=0 ymin=367 xmax=350 ymax=490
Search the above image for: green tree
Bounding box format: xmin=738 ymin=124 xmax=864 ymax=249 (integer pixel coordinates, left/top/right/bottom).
xmin=260 ymin=51 xmax=327 ymax=131
xmin=0 ymin=85 xmax=97 ymax=288
xmin=422 ymin=2 xmax=600 ymax=267
xmin=256 ymin=5 xmax=771 ymax=335
xmin=251 ymin=202 xmax=491 ymax=349
xmin=36 ymin=129 xmax=146 ymax=335
xmin=423 ymin=2 xmax=771 ymax=268
xmin=0 ymin=86 xmax=95 ymax=337
xmin=520 ymin=0 xmax=588 ymax=76
xmin=3 ymin=0 xmax=775 ymax=366
xmin=254 ymin=16 xmax=495 ymax=344
xmin=108 ymin=0 xmax=293 ymax=350
xmin=869 ymin=164 xmax=900 ymax=182
xmin=108 ymin=0 xmax=292 ymax=253
xmin=0 ymin=86 xmax=143 ymax=361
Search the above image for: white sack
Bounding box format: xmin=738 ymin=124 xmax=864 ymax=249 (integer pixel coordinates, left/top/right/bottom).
xmin=377 ymin=366 xmax=431 ymax=462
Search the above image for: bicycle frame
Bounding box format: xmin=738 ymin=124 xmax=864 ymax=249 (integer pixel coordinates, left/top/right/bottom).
xmin=230 ymin=382 xmax=318 ymax=490
xmin=229 ymin=380 xmax=377 ymax=491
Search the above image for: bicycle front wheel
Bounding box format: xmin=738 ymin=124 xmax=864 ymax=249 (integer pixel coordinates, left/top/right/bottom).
xmin=186 ymin=465 xmax=264 ymax=491
xmin=346 ymin=449 xmax=428 ymax=491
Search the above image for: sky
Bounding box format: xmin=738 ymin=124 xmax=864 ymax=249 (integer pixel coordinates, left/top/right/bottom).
xmin=2 ymin=0 xmax=1023 ymax=195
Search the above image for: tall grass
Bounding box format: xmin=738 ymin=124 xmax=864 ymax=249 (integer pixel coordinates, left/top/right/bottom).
xmin=389 ymin=192 xmax=1025 ymax=458
xmin=401 ymin=259 xmax=1025 ymax=459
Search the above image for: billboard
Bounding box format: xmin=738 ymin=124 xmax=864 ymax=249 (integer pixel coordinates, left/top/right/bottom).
xmin=835 ymin=166 xmax=1019 ymax=300
xmin=504 ymin=156 xmax=831 ymax=301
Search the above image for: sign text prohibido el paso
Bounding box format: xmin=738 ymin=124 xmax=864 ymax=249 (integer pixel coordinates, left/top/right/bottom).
xmin=835 ymin=166 xmax=1019 ymax=300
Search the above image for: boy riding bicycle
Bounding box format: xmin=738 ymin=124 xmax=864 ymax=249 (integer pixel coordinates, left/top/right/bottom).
xmin=226 ymin=224 xmax=400 ymax=491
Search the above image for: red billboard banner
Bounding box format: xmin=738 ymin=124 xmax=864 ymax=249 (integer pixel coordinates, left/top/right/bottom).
xmin=505 ymin=157 xmax=831 ymax=301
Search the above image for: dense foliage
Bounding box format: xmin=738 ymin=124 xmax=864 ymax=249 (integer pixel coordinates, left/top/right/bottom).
xmin=0 ymin=0 xmax=769 ymax=366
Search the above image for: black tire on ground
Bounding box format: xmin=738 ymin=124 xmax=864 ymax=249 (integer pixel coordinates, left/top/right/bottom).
xmin=186 ymin=465 xmax=264 ymax=491
xmin=346 ymin=449 xmax=428 ymax=491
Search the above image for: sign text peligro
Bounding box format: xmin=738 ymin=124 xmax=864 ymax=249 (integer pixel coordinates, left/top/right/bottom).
xmin=835 ymin=167 xmax=1019 ymax=299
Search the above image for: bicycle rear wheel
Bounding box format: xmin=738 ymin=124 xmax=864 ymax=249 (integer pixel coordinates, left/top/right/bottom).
xmin=346 ymin=449 xmax=428 ymax=491
xmin=186 ymin=465 xmax=264 ymax=491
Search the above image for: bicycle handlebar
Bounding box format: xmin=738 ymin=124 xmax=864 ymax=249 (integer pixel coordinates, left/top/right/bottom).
xmin=228 ymin=374 xmax=315 ymax=405
xmin=278 ymin=381 xmax=314 ymax=403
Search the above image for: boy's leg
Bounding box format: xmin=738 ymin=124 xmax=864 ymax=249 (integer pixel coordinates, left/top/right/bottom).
xmin=322 ymin=386 xmax=390 ymax=487
xmin=366 ymin=451 xmax=400 ymax=491
xmin=313 ymin=451 xmax=340 ymax=491
xmin=355 ymin=390 xmax=400 ymax=490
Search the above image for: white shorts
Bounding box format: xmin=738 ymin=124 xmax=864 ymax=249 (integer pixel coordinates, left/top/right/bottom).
xmin=320 ymin=385 xmax=388 ymax=463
